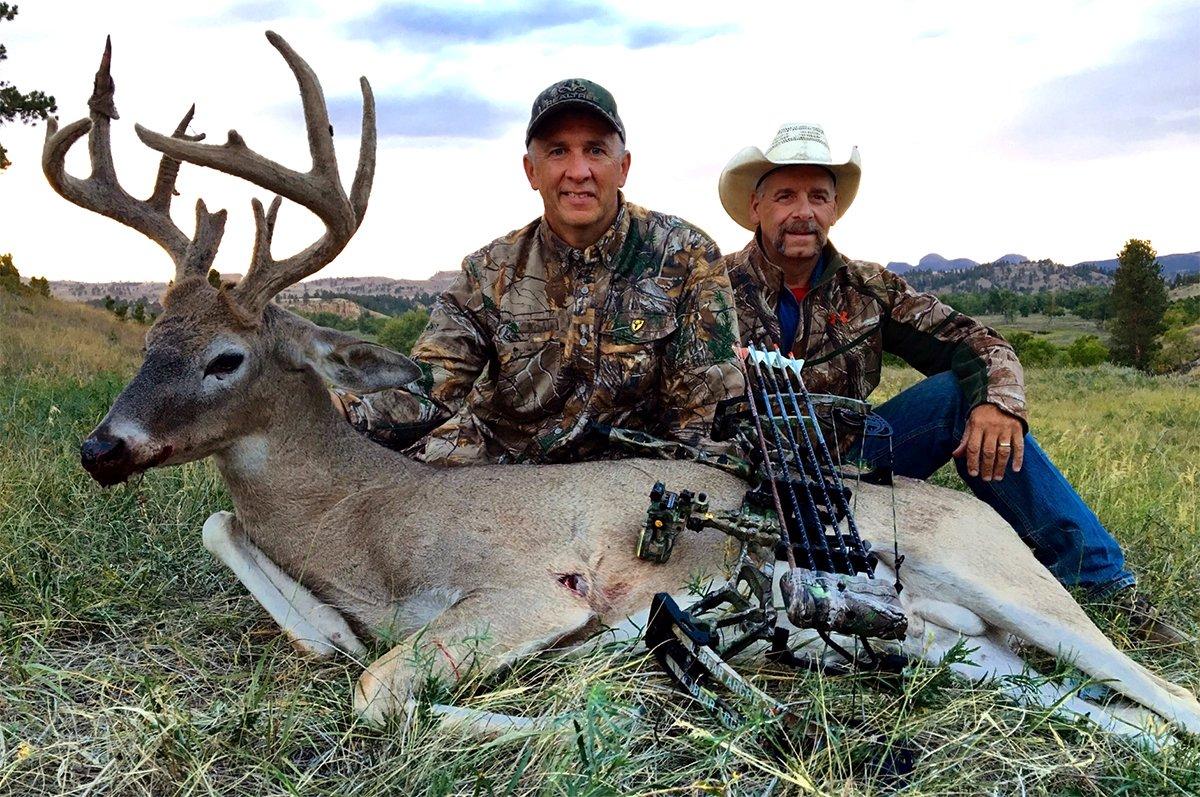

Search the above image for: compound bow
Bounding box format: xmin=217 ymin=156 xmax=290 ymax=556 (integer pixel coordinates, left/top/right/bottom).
xmin=640 ymin=343 xmax=909 ymax=731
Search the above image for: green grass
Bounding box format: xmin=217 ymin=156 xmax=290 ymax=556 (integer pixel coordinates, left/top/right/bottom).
xmin=2 ymin=299 xmax=1199 ymax=795
xmin=975 ymin=313 xmax=1109 ymax=347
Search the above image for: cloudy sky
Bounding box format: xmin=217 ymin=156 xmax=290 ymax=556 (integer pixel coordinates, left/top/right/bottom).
xmin=0 ymin=0 xmax=1196 ymax=283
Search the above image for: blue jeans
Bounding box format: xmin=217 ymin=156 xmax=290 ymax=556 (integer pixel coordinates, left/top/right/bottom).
xmin=855 ymin=372 xmax=1135 ymax=597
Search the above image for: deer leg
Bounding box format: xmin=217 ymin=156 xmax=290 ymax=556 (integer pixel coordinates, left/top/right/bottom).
xmin=913 ymin=612 xmax=1172 ymax=745
xmin=354 ymin=589 xmax=596 ymax=731
xmin=982 ymin=600 xmax=1200 ymax=735
xmin=201 ymin=511 xmax=365 ymax=658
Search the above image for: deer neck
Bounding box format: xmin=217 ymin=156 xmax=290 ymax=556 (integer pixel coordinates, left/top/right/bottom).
xmin=212 ymin=364 xmax=428 ymax=532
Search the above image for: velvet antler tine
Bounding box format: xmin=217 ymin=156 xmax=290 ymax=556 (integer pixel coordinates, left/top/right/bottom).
xmin=180 ymin=199 xmax=229 ymax=279
xmin=86 ymin=36 xmax=119 ymax=182
xmin=242 ymin=195 xmax=283 ymax=304
xmin=350 ymin=77 xmax=376 ymax=224
xmin=42 ymin=37 xmax=192 ymax=270
xmin=264 ymin=30 xmax=338 ymax=174
xmin=148 ymin=105 xmax=206 ymax=214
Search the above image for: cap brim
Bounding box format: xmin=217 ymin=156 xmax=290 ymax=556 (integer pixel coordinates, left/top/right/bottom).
xmin=526 ymin=101 xmax=624 ymax=145
xmin=718 ymin=147 xmax=861 ymax=231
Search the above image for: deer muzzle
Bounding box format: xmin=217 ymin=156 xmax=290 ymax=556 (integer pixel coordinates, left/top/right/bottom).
xmin=80 ymin=433 xmax=132 ymax=485
xmin=80 ymin=431 xmax=173 ymax=486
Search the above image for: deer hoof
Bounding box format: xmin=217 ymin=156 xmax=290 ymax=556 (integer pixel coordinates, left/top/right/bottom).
xmin=354 ymin=665 xmax=415 ymax=727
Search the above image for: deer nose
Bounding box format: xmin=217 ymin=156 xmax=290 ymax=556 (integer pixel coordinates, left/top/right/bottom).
xmin=80 ymin=433 xmax=130 ymax=485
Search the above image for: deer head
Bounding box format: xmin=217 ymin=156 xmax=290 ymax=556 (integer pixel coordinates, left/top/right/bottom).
xmin=47 ymin=32 xmax=418 ymax=486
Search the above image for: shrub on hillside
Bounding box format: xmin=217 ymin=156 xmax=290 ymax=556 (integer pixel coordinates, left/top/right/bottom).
xmin=302 ymin=310 xmax=357 ymax=332
xmin=1066 ymin=334 xmax=1109 ymax=367
xmin=0 ymin=253 xmax=20 ymax=292
xmin=1165 ymin=296 xmax=1200 ymax=328
xmin=357 ymin=312 xmax=386 ymax=336
xmin=1153 ymin=328 xmax=1200 ymax=374
xmin=1006 ymin=330 xmax=1062 ymax=367
xmin=1 ymin=253 xmax=53 ymax=297
xmin=378 ymin=309 xmax=430 ymax=355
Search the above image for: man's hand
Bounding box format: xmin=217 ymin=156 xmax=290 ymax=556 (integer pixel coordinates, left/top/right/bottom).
xmin=952 ymin=404 xmax=1025 ymax=481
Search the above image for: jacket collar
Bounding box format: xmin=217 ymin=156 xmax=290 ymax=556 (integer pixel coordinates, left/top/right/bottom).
xmin=744 ymin=234 xmax=848 ymax=302
xmin=539 ymin=192 xmax=630 ymax=270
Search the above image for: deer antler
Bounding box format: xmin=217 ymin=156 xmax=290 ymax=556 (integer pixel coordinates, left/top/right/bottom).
xmin=42 ymin=36 xmax=227 ymax=282
xmin=134 ymin=31 xmax=377 ymax=315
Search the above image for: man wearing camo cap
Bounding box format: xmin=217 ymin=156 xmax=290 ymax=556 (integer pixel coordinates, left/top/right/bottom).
xmin=334 ymin=79 xmax=742 ymax=465
xmin=713 ymin=123 xmax=1186 ymax=640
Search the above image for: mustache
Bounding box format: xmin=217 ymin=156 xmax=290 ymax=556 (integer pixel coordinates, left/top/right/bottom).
xmin=772 ymin=219 xmax=828 ymax=253
xmin=780 ymin=219 xmax=821 ymax=235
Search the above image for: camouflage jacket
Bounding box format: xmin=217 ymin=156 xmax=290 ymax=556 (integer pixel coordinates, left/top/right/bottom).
xmin=725 ymin=237 xmax=1027 ymax=425
xmin=351 ymin=198 xmax=744 ymax=464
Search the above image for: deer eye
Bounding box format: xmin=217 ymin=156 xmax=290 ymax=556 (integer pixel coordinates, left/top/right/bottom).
xmin=204 ymin=352 xmax=245 ymax=378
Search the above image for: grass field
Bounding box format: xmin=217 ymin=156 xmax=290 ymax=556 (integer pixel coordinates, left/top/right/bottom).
xmin=2 ymin=292 xmax=1199 ymax=795
xmin=975 ymin=313 xmax=1108 ymax=347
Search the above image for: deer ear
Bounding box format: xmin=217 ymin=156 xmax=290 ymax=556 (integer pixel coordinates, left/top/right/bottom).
xmin=301 ymin=324 xmax=424 ymax=393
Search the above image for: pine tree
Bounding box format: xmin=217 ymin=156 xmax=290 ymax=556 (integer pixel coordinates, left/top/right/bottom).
xmin=1108 ymin=239 xmax=1168 ymax=371
xmin=1 ymin=4 xmax=57 ymax=170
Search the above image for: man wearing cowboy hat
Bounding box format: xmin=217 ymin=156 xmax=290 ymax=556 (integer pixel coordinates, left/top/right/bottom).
xmin=716 ymin=123 xmax=1144 ymax=607
xmin=331 ymin=79 xmax=743 ymax=465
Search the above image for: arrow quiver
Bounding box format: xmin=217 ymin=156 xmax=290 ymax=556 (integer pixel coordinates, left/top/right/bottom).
xmin=643 ymin=344 xmax=909 ymax=733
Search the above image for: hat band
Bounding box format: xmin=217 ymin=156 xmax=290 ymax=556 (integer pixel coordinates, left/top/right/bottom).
xmin=754 ymin=164 xmax=838 ymax=191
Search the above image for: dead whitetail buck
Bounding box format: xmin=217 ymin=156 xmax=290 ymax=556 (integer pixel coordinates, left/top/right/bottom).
xmin=51 ymin=32 xmax=1199 ymax=743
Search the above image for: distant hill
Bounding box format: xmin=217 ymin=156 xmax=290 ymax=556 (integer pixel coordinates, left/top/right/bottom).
xmin=277 ymin=272 xmax=459 ymax=300
xmin=1171 ymin=282 xmax=1200 ymax=301
xmin=51 ymin=270 xmax=458 ymax=308
xmin=883 ymin=252 xmax=1200 ymax=289
xmin=1072 ymin=252 xmax=1200 ymax=279
xmin=993 ymin=254 xmax=1028 ymax=265
xmin=887 ymin=253 xmax=993 ymax=272
xmin=51 ymin=279 xmax=179 ymax=304
xmin=904 ymin=259 xmax=1113 ymax=293
xmin=274 ymin=296 xmax=387 ymax=319
xmin=918 ymin=253 xmax=980 ymax=271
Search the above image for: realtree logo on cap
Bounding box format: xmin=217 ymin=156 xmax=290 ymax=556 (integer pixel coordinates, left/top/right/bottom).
xmin=526 ymin=78 xmax=626 ymax=146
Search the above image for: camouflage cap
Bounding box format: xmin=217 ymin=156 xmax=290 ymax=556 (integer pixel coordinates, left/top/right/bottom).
xmin=525 ymin=78 xmax=626 ymax=146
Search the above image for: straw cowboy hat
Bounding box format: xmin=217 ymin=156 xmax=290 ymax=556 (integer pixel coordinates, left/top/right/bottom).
xmin=719 ymin=123 xmax=861 ymax=231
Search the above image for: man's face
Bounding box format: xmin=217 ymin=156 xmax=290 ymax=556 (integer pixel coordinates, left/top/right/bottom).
xmin=523 ymin=111 xmax=631 ymax=248
xmin=749 ymin=165 xmax=838 ymax=268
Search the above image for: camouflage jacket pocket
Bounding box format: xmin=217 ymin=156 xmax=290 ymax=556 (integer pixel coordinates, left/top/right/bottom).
xmin=601 ymin=310 xmax=677 ymax=348
xmin=496 ymin=312 xmax=563 ymax=358
xmin=598 ymin=310 xmax=678 ymax=401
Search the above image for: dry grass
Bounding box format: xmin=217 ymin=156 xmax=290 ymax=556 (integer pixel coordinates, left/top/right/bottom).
xmin=1 ymin=297 xmax=1198 ymax=795
xmin=0 ymin=291 xmax=145 ymax=380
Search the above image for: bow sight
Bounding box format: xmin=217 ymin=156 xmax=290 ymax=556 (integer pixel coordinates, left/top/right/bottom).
xmin=643 ymin=344 xmax=908 ymax=729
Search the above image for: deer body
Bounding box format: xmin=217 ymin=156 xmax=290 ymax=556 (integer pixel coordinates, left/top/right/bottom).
xmin=49 ymin=32 xmax=1199 ymax=743
xmin=186 ymin=308 xmax=1199 ymax=738
xmin=207 ymin=312 xmax=743 ymax=643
